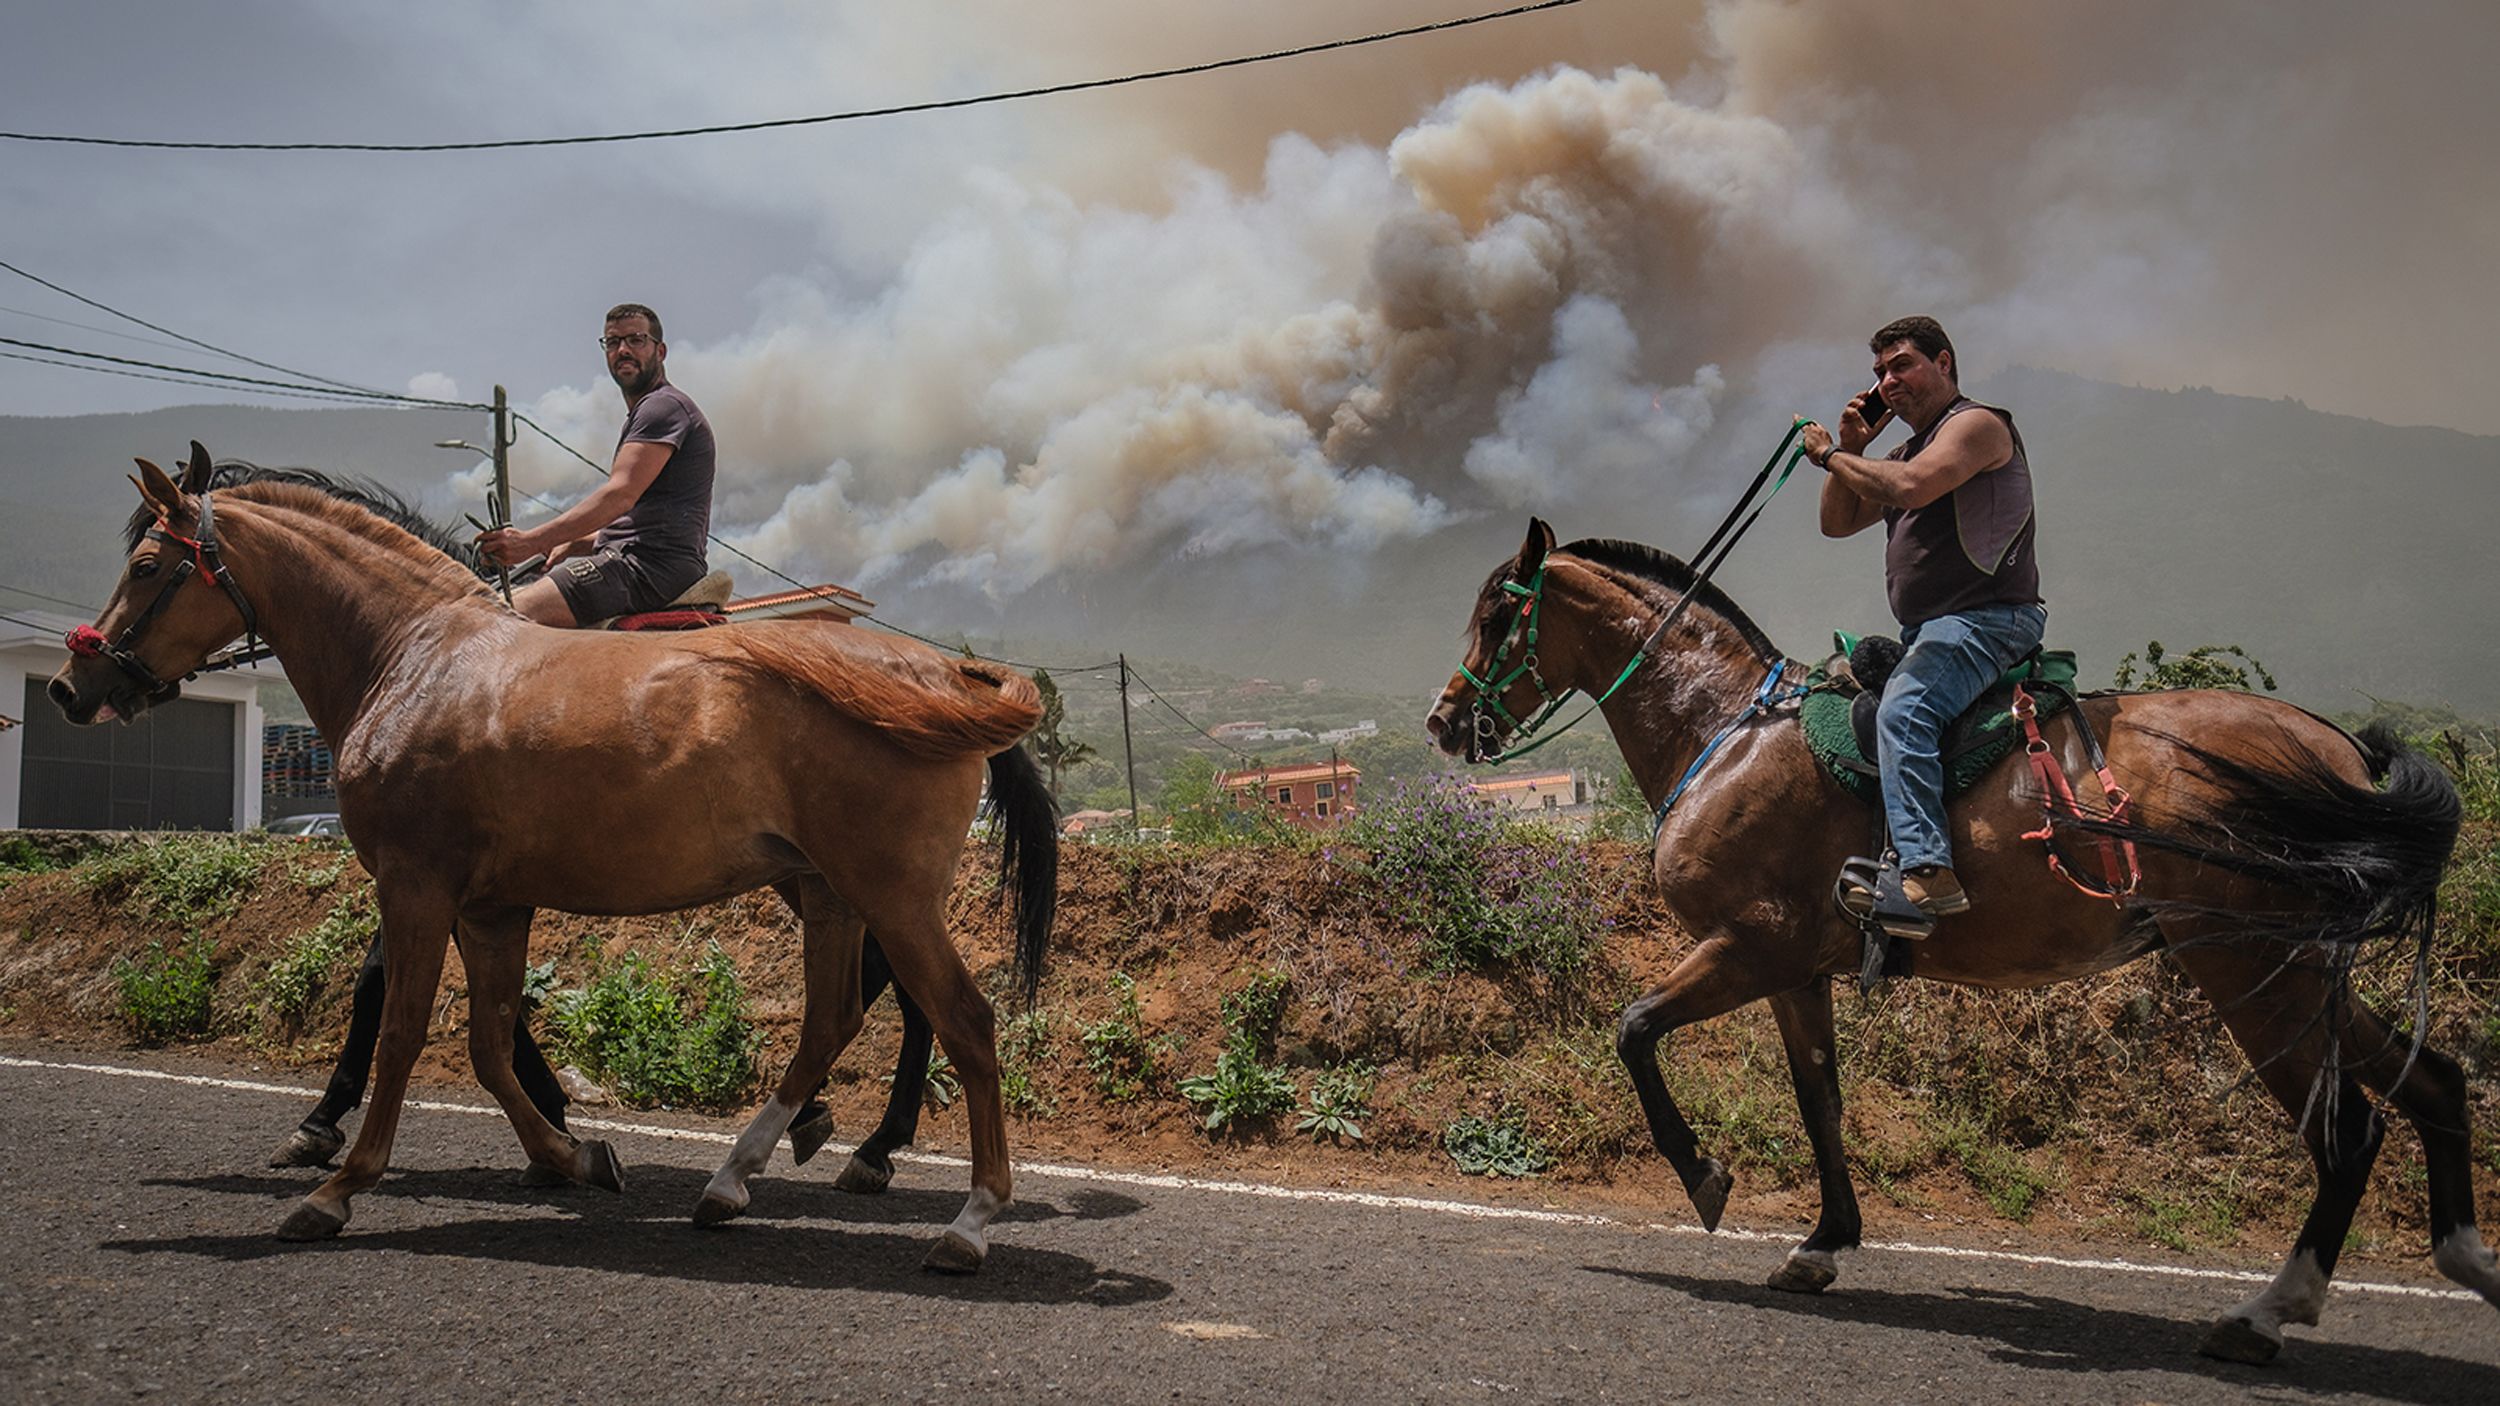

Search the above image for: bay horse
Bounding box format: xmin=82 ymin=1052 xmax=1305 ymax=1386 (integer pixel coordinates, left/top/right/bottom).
xmin=50 ymin=444 xmax=1055 ymax=1273
xmin=231 ymin=463 xmax=941 ymax=1197
xmin=1426 ymin=518 xmax=2497 ymax=1363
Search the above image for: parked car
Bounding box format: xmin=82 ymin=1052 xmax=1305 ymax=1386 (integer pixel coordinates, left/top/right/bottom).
xmin=265 ymin=812 xmax=346 ymax=838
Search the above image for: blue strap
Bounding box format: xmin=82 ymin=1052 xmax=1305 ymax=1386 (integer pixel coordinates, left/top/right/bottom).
xmin=1653 ymin=660 xmax=1806 ymax=834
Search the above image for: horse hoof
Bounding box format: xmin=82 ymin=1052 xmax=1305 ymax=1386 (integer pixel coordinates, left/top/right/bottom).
xmin=922 ymin=1229 xmax=985 ymax=1275
xmin=276 ymin=1199 xmax=347 ymax=1241
xmin=578 ymin=1140 xmax=626 ymax=1194
xmin=1767 ymin=1250 xmax=1837 ymax=1294
xmin=268 ymin=1124 xmax=344 ymax=1169
xmin=519 ymin=1161 xmax=570 ymax=1189
xmin=788 ymin=1109 xmax=836 ymax=1166
xmin=2198 ymin=1314 xmax=2282 ymax=1365
xmin=1686 ymin=1160 xmax=1733 ymax=1232
xmin=692 ymin=1191 xmax=747 ymax=1228
xmin=834 ymin=1154 xmax=894 ymax=1195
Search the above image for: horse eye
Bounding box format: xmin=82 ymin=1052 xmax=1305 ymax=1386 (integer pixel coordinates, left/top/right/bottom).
xmin=130 ymin=558 xmax=159 ymax=580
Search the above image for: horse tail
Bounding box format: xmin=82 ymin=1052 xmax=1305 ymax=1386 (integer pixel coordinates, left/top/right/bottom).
xmin=2058 ymin=721 xmax=2460 ymax=963
xmin=984 ymin=743 xmax=1059 ymax=1005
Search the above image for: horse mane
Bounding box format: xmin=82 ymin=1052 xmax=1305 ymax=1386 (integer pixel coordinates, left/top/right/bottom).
xmin=726 ymin=622 xmax=1042 ymax=761
xmin=126 ymin=461 xmax=488 ymax=575
xmin=1557 ymin=537 xmax=1782 ymax=661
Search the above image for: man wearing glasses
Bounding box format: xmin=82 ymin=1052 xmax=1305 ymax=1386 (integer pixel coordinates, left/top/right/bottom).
xmin=477 ymin=303 xmax=716 ymax=626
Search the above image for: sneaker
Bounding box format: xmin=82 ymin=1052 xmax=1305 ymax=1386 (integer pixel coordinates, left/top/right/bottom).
xmin=1903 ymin=866 xmax=1970 ymax=918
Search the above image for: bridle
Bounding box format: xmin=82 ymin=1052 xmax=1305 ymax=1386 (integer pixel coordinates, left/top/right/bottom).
xmin=63 ymin=491 xmax=261 ymax=697
xmin=1452 ymin=418 xmax=1816 ymax=765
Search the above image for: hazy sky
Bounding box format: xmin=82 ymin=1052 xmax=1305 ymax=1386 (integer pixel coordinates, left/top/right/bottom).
xmin=7 ymin=1 xmax=2496 ymax=595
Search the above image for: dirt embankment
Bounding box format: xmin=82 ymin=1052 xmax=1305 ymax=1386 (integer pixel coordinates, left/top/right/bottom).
xmin=3 ymin=832 xmax=2495 ymax=1267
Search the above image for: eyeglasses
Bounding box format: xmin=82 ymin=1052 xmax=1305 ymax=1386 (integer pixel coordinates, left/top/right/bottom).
xmin=597 ymin=333 xmax=657 ymax=351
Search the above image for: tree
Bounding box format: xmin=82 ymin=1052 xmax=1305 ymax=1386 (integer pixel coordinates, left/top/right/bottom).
xmin=2112 ymin=641 xmax=2278 ymax=693
xmin=1028 ymin=668 xmax=1099 ymax=797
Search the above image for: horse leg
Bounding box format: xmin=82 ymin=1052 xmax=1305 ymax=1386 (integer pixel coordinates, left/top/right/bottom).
xmin=2170 ymin=942 xmax=2385 ymax=1364
xmin=269 ymin=923 xmax=386 ymax=1167
xmin=1763 ymin=978 xmax=1862 ymax=1293
xmin=460 ymin=909 xmax=619 ymax=1193
xmin=697 ymin=881 xmax=867 ymax=1226
xmin=768 ymin=879 xmax=837 ymax=1167
xmin=2338 ymin=1001 xmax=2500 ymax=1309
xmin=276 ymin=883 xmax=453 ymax=1240
xmin=854 ymin=906 xmax=1007 ymax=1273
xmin=834 ymin=934 xmax=936 ymax=1196
xmin=1615 ymin=937 xmax=1790 ymax=1233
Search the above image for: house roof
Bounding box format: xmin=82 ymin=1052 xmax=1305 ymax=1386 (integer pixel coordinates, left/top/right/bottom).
xmin=1219 ymin=760 xmax=1360 ymax=788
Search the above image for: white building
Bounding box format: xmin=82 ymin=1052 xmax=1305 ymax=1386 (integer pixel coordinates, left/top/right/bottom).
xmin=1 ymin=608 xmax=270 ymax=831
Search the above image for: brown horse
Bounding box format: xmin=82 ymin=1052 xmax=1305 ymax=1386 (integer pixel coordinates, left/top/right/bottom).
xmin=50 ymin=444 xmax=1056 ymax=1273
xmin=1426 ymin=518 xmax=2497 ymax=1363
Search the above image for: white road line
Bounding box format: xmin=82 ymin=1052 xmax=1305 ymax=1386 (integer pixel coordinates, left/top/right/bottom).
xmin=5 ymin=1053 xmax=2479 ymax=1303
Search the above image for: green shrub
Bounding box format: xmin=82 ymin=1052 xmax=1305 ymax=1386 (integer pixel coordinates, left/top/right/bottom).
xmin=1081 ymin=972 xmax=1174 ymax=1103
xmin=2111 ymin=640 xmax=2277 ymax=692
xmin=255 ymin=892 xmax=373 ymax=1039
xmin=0 ymin=834 xmax=62 ymax=883
xmin=1443 ymin=1110 xmax=1550 ymax=1178
xmin=1344 ymin=777 xmax=1602 ymax=976
xmin=79 ymin=837 xmax=262 ymax=928
xmin=998 ymin=1008 xmax=1059 ymax=1117
xmin=1297 ymin=1063 xmax=1376 ymax=1143
xmin=1180 ymin=970 xmax=1301 ymax=1133
xmin=547 ymin=941 xmax=759 ymax=1109
xmin=113 ymin=935 xmax=218 ymax=1042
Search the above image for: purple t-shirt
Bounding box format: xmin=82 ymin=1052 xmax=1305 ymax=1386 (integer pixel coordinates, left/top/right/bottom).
xmin=593 ymin=382 xmax=714 ymax=575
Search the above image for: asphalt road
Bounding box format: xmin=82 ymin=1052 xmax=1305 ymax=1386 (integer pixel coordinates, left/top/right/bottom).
xmin=3 ymin=1047 xmax=2494 ymax=1404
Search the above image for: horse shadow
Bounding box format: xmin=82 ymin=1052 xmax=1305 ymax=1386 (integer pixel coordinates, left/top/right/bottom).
xmin=1586 ymin=1265 xmax=2496 ymax=1403
xmin=117 ymin=1161 xmax=1165 ymax=1306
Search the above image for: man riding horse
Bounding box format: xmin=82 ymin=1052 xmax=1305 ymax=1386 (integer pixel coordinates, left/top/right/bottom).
xmin=1801 ymin=316 xmax=2047 ymax=935
xmin=275 ymin=303 xmax=896 ymax=1178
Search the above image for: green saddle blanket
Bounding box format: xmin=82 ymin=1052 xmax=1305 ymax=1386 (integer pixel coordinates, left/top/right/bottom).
xmin=1802 ymin=636 xmax=2080 ymax=806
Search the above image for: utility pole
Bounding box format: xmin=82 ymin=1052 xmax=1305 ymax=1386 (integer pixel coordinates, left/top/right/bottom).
xmin=1119 ymin=653 xmax=1140 ymax=831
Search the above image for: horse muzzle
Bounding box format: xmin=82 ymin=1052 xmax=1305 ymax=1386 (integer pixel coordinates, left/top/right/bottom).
xmin=48 ymin=661 xmax=175 ymax=726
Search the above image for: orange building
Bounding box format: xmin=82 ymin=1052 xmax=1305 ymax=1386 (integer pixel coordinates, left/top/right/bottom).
xmin=1218 ymin=759 xmax=1360 ymax=830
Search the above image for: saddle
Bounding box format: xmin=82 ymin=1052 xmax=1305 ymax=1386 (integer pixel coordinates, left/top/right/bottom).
xmin=597 ymin=570 xmax=735 ymax=632
xmin=1801 ymin=632 xmax=2080 ymax=806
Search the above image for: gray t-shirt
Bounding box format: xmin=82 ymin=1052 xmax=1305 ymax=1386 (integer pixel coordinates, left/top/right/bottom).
xmin=593 ymin=381 xmax=714 ymax=575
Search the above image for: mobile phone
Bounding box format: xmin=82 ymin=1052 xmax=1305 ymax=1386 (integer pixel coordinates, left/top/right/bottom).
xmin=1860 ymin=381 xmax=1890 ymax=423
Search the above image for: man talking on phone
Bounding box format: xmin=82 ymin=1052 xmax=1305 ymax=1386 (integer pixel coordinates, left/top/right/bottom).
xmin=1798 ymin=316 xmax=2046 ymax=931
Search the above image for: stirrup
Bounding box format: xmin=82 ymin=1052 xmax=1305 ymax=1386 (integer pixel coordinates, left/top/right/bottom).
xmin=1834 ymin=854 xmax=1935 ymax=941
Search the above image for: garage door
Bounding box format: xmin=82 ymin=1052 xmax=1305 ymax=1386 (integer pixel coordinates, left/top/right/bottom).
xmin=17 ymin=677 xmax=235 ymax=830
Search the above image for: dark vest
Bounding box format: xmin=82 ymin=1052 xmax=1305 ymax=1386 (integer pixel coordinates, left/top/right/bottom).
xmin=1880 ymin=397 xmax=2041 ymax=625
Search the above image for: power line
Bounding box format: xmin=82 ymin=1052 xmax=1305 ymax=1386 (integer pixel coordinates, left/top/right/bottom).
xmin=1127 ymin=667 xmax=1261 ymax=763
xmin=0 ymin=347 xmax=424 ymax=406
xmin=0 ymin=2 xmax=1587 ymax=153
xmin=0 ymin=258 xmax=384 ymax=393
xmin=0 ymin=581 xmax=100 ymax=614
xmin=0 ymin=335 xmax=487 ymax=409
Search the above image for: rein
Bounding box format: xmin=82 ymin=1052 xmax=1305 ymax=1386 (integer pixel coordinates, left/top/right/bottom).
xmin=63 ymin=491 xmax=262 ymax=694
xmin=1462 ymin=418 xmax=1814 ymax=763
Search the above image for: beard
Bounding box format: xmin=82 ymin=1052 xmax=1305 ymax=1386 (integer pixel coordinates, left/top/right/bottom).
xmin=610 ymin=359 xmax=663 ymax=398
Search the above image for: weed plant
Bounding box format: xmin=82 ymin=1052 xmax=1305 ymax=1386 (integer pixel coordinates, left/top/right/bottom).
xmin=79 ymin=837 xmax=262 ymax=928
xmin=1443 ymin=1109 xmax=1550 ymax=1177
xmin=891 ymin=1050 xmax=961 ymax=1109
xmin=1181 ymin=969 xmax=1301 ymax=1132
xmin=256 ymin=892 xmax=373 ymax=1040
xmin=1081 ymin=972 xmax=1174 ymax=1102
xmin=998 ymin=1008 xmax=1059 ymax=1116
xmin=113 ymin=934 xmax=218 ymax=1042
xmin=547 ymin=941 xmax=759 ymax=1109
xmin=1297 ymin=1062 xmax=1376 ymax=1143
xmin=0 ymin=834 xmax=62 ymax=885
xmin=1345 ymin=777 xmax=1602 ymax=977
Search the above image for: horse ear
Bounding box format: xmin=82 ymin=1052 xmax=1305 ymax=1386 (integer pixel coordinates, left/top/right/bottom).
xmin=133 ymin=457 xmax=184 ymax=516
xmin=181 ymin=441 xmax=215 ymax=493
xmin=1519 ymin=516 xmax=1556 ymax=570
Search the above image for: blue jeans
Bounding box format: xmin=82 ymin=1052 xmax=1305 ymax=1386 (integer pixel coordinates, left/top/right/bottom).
xmin=1877 ymin=602 xmax=2049 ymax=873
